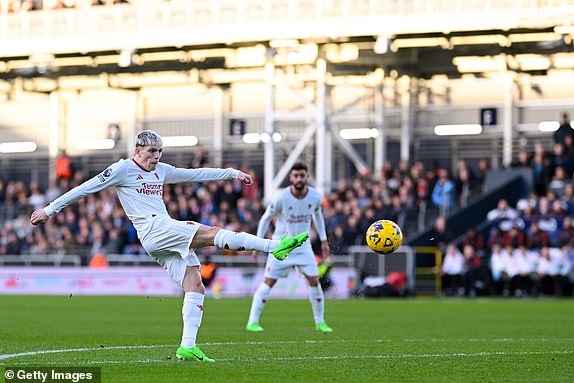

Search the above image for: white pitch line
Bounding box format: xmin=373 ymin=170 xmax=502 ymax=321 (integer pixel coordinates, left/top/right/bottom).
xmin=4 ymin=350 xmax=574 ymax=366
xmin=0 ymin=345 xmax=170 ymax=362
xmin=1 ymin=338 xmax=573 ymax=363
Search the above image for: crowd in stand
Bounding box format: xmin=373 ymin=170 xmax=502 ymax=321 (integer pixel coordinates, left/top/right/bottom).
xmin=0 ymin=151 xmax=483 ymax=261
xmin=1 ymin=118 xmax=574 ymax=297
xmin=440 ymin=191 xmax=574 ymax=298
xmin=440 ymin=114 xmax=574 ymax=298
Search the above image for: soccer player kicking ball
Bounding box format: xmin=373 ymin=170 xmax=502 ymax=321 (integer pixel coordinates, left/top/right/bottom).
xmin=246 ymin=162 xmax=333 ymax=333
xmin=30 ymin=130 xmax=308 ymax=363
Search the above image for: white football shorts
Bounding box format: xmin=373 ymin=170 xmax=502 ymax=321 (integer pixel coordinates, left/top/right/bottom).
xmin=264 ymin=244 xmax=319 ymax=279
xmin=141 ymin=216 xmax=201 ymax=286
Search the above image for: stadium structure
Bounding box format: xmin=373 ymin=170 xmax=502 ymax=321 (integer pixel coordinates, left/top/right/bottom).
xmin=1 ymin=0 xmax=574 ymax=296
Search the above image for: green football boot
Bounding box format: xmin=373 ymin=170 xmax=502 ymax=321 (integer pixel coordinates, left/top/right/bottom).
xmin=175 ymin=345 xmax=215 ymax=363
xmin=246 ymin=322 xmax=264 ymax=332
xmin=271 ymin=232 xmax=309 ymax=260
xmin=315 ymin=322 xmax=334 ymax=333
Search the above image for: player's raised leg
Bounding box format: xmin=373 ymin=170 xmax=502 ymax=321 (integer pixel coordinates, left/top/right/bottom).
xmin=192 ymin=226 xmax=309 ymax=261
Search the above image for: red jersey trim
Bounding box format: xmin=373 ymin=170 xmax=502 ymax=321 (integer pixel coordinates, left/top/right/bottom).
xmin=132 ymin=158 xmax=151 ymax=173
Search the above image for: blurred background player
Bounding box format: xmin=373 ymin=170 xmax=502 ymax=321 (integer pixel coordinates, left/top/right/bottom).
xmin=200 ymin=255 xmax=218 ymax=289
xmin=30 ymin=130 xmax=309 ymax=363
xmin=246 ymin=162 xmax=333 ymax=333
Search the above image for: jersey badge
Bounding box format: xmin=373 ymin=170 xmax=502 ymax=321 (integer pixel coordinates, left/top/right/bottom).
xmin=97 ymin=168 xmax=113 ymax=182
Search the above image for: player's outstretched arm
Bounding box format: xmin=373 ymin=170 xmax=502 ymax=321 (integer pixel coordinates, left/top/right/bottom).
xmin=30 ymin=208 xmax=49 ymax=225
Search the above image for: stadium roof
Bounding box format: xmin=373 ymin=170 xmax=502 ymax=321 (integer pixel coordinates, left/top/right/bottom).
xmin=0 ymin=1 xmax=573 ymax=87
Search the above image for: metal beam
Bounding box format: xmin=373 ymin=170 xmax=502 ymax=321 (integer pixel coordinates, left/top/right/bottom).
xmin=263 ymin=59 xmax=277 ymax=204
xmin=503 ymin=74 xmax=515 ymax=167
xmin=125 ymin=91 xmax=139 ymax=156
xmin=330 ymin=124 xmax=369 ymax=174
xmin=374 ymin=81 xmax=386 ymax=172
xmin=315 ymin=58 xmax=329 ymax=194
xmin=212 ymin=86 xmax=225 ymax=167
xmin=48 ymin=91 xmax=60 ymax=184
xmin=400 ymin=76 xmax=412 ymax=162
xmin=272 ymin=123 xmax=318 ymax=192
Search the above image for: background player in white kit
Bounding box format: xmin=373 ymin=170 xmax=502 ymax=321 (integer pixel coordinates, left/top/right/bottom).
xmin=246 ymin=162 xmax=333 ymax=333
xmin=30 ymin=130 xmax=309 ymax=363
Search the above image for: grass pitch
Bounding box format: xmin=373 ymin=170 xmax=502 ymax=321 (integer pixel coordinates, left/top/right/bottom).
xmin=1 ymin=296 xmax=573 ymax=382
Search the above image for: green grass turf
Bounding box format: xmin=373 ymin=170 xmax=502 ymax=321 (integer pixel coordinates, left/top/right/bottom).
xmin=1 ymin=296 xmax=573 ymax=382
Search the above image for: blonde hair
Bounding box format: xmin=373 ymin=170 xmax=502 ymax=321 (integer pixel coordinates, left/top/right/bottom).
xmin=136 ymin=130 xmax=163 ymax=147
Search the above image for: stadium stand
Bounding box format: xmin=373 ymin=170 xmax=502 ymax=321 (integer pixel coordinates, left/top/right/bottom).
xmin=1 ymin=0 xmax=574 ymax=297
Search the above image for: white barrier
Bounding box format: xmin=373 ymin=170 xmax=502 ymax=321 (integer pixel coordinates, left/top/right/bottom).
xmin=0 ymin=266 xmax=356 ymax=298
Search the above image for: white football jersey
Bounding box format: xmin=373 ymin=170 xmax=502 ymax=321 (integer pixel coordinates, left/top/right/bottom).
xmin=257 ymin=186 xmax=327 ymax=241
xmin=44 ymin=158 xmax=239 ymax=239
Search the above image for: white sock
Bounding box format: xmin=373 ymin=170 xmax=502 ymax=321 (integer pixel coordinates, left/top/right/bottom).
xmin=247 ymin=283 xmax=271 ymax=325
xmin=214 ymin=229 xmax=280 ymax=252
xmin=181 ymin=292 xmax=204 ymax=348
xmin=309 ymin=285 xmax=325 ymax=324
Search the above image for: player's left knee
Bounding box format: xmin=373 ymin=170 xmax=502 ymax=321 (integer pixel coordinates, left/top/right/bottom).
xmin=308 ymin=277 xmax=320 ymax=286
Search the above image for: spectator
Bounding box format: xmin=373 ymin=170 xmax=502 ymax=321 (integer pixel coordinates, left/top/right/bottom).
xmin=526 ymin=220 xmax=550 ymax=249
xmin=28 ymin=182 xmax=46 ymax=211
xmin=475 ymin=158 xmax=489 ymax=194
xmin=553 ymin=112 xmax=574 ymax=147
xmin=551 ymin=246 xmax=573 ymax=296
xmin=549 ymin=142 xmax=573 ymax=179
xmin=548 ymin=165 xmax=568 ymax=198
xmin=2 ymin=227 xmax=22 ymax=255
xmin=188 ymin=145 xmax=208 ymax=168
xmin=487 ymin=198 xmax=520 ymax=231
xmin=531 ymin=143 xmax=551 ymax=196
xmin=454 ymin=160 xmax=475 ymax=207
xmin=55 ymin=150 xmax=75 ymax=181
xmin=489 ymin=243 xmax=509 ymax=295
xmin=462 ymin=244 xmax=486 ymax=296
xmin=460 ymin=226 xmax=486 ymax=256
xmin=330 ymin=224 xmax=347 ymax=255
xmin=555 ymin=216 xmax=574 ymax=247
xmin=561 ymin=134 xmax=574 ymax=169
xmin=506 ymin=245 xmax=537 ymax=297
xmin=431 ymin=168 xmax=456 ymax=217
xmin=535 ymin=246 xmax=558 ymax=296
xmin=429 ymin=216 xmax=454 ymax=253
xmin=441 ymin=244 xmax=466 ymax=296
xmin=561 ymin=183 xmax=574 ymax=215
xmin=509 ymin=149 xmax=531 ymax=169
xmin=502 ymin=225 xmax=525 ymax=249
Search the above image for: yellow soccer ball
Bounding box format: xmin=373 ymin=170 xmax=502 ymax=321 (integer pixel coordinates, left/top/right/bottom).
xmin=365 ymin=219 xmax=403 ymax=255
